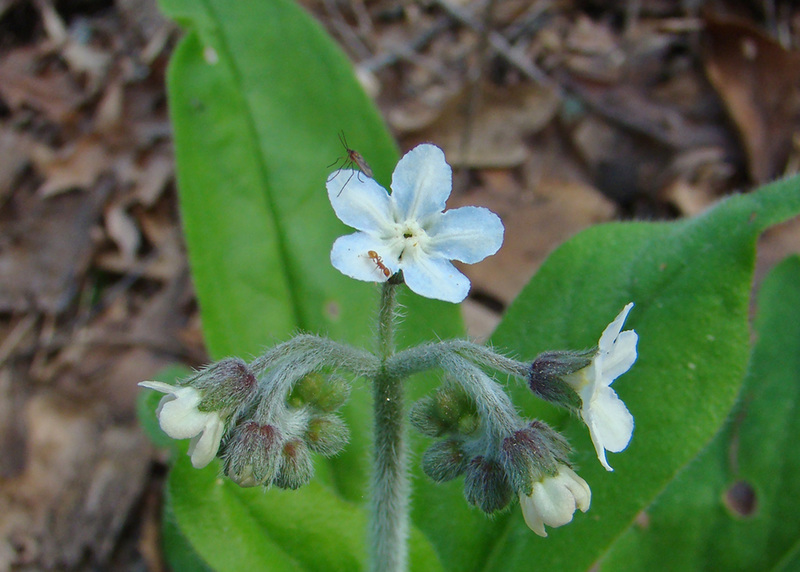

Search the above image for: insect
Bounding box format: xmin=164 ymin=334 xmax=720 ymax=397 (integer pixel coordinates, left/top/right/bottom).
xmin=328 ymin=131 xmax=373 ymax=196
xmin=367 ymin=250 xmax=392 ymax=278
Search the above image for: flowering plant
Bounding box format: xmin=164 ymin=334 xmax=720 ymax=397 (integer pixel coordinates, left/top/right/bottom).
xmin=140 ymin=0 xmax=800 ymax=570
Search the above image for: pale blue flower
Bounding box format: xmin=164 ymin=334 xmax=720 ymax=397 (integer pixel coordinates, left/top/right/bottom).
xmin=327 ymin=144 xmax=504 ymax=303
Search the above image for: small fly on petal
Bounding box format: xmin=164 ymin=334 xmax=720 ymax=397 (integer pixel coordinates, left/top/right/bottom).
xmin=327 ymin=131 xmax=373 ymax=196
xmin=367 ymin=250 xmax=392 ymax=277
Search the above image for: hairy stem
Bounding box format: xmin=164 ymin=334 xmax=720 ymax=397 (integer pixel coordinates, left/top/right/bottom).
xmin=369 ymin=281 xmax=408 ymax=572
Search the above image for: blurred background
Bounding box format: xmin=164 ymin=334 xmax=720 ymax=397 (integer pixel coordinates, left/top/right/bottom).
xmin=0 ymin=0 xmax=799 ymax=569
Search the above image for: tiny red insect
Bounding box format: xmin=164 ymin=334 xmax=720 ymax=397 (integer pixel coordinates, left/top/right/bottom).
xmin=367 ymin=250 xmax=392 ymax=278
xmin=328 ymin=131 xmax=373 ymax=196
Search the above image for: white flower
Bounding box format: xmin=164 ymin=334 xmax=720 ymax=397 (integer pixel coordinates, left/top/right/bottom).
xmin=565 ymin=303 xmax=637 ymax=471
xmin=520 ymin=465 xmax=591 ymax=537
xmin=139 ymin=381 xmax=225 ymax=469
xmin=327 ymin=144 xmax=504 ymax=303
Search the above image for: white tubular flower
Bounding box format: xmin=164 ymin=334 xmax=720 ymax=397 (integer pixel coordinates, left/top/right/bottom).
xmin=327 ymin=144 xmax=504 ymax=303
xmin=565 ymin=303 xmax=637 ymax=471
xmin=520 ymin=465 xmax=591 ymax=537
xmin=139 ymin=381 xmax=225 ymax=469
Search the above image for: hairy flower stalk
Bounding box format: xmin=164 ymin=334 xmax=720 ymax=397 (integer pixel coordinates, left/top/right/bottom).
xmin=370 ymin=281 xmax=409 ymax=572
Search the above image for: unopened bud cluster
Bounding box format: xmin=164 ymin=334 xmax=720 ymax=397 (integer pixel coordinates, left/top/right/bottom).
xmin=411 ymin=386 xmax=587 ymax=534
xmin=222 ymin=371 xmax=350 ymax=489
xmin=140 ymin=345 xmax=355 ymax=489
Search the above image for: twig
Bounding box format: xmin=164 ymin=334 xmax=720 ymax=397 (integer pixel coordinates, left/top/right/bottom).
xmin=459 ymin=0 xmax=497 ymax=163
xmin=359 ymin=16 xmax=451 ymax=73
xmin=432 ymin=0 xmax=557 ymax=89
xmin=323 ymin=0 xmax=373 ymax=61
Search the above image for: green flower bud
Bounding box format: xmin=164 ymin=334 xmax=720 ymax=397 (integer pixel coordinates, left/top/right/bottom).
xmin=409 ymin=384 xmax=479 ymax=437
xmin=464 ymin=456 xmax=513 ymax=514
xmin=421 ymin=439 xmax=469 ymax=482
xmin=305 ymin=414 xmax=349 ymax=457
xmin=274 ymin=438 xmax=313 ymax=490
xmin=288 ymin=372 xmax=350 ymax=412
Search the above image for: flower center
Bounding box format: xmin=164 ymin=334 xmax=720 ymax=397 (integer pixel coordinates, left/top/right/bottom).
xmin=393 ymin=220 xmax=429 ymax=261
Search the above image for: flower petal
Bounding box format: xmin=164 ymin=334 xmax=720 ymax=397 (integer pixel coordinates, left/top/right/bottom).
xmin=188 ymin=414 xmax=225 ymax=468
xmin=602 ymin=330 xmax=638 ymax=382
xmin=560 ymin=467 xmax=591 ymax=512
xmin=402 ymin=255 xmax=470 ymax=303
xmin=139 ymin=380 xmax=179 ymax=393
xmin=427 ymin=206 xmax=504 ymax=263
xmin=391 ymin=144 xmax=452 ymax=221
xmin=535 ymin=478 xmax=577 ymax=528
xmin=331 ymin=232 xmax=397 ymax=282
xmin=157 ymin=388 xmax=208 ymax=439
xmin=584 ymin=387 xmax=634 ymax=470
xmin=520 ymin=493 xmax=548 ymax=537
xmin=327 ymin=171 xmax=394 ymax=233
xmin=598 ymin=303 xmax=634 ymax=353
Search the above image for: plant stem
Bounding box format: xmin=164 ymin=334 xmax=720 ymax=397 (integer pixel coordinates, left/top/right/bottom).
xmin=370 ymin=281 xmax=408 ymax=572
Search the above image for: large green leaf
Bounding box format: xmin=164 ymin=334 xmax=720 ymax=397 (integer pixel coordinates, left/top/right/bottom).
xmin=157 ymin=0 xmax=464 ymax=569
xmin=477 ymin=178 xmax=800 ymax=570
xmin=599 ymin=254 xmax=800 ymax=571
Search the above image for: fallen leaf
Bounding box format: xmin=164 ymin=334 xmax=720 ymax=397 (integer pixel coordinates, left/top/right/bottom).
xmin=703 ymin=12 xmax=800 ymax=182
xmin=0 ymin=45 xmax=84 ymax=123
xmin=104 ymin=200 xmax=141 ymax=263
xmin=32 ymin=136 xmax=114 ymax=197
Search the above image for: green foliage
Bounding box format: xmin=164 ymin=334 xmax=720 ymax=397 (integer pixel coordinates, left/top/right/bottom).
xmin=483 ymin=179 xmax=800 ymax=571
xmin=149 ymin=0 xmax=800 ymax=569
xmin=600 ymin=255 xmax=800 ymax=571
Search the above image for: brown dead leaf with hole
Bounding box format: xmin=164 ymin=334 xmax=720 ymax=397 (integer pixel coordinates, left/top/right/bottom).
xmin=703 ymin=13 xmax=800 ymax=183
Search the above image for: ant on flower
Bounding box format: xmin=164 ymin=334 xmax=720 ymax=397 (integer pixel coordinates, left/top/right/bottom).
xmin=367 ymin=250 xmax=392 ymax=278
xmin=328 ymin=131 xmax=373 ymax=196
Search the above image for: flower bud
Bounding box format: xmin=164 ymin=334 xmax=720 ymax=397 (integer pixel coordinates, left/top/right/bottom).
xmin=500 ymin=421 xmax=570 ymax=496
xmin=464 ymin=456 xmax=513 ymax=513
xmin=288 ymin=372 xmax=350 ymax=412
xmin=409 ymin=384 xmax=479 ymax=437
xmin=528 ymin=350 xmax=592 ymax=410
xmin=274 ymin=438 xmax=313 ymax=490
xmin=193 ymin=358 xmax=258 ymax=411
xmin=305 ymin=414 xmax=349 ymax=456
xmin=421 ymin=439 xmax=469 ymax=483
xmin=222 ymin=421 xmax=283 ymax=487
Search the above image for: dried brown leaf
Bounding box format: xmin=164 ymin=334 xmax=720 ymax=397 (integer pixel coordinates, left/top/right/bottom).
xmin=703 ymin=13 xmax=800 ymax=182
xmin=0 ymin=46 xmax=84 ymax=123
xmin=33 ymin=136 xmax=114 ymax=197
xmin=104 ymin=200 xmax=141 ymax=262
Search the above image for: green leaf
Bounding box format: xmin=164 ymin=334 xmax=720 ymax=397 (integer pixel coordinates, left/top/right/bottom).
xmin=162 ymin=498 xmax=215 ymax=572
xmin=478 ymin=177 xmax=800 ymax=571
xmin=157 ymin=0 xmax=461 ymax=569
xmin=167 ymin=455 xmax=444 ymax=572
xmin=599 ymin=254 xmax=800 ymax=571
